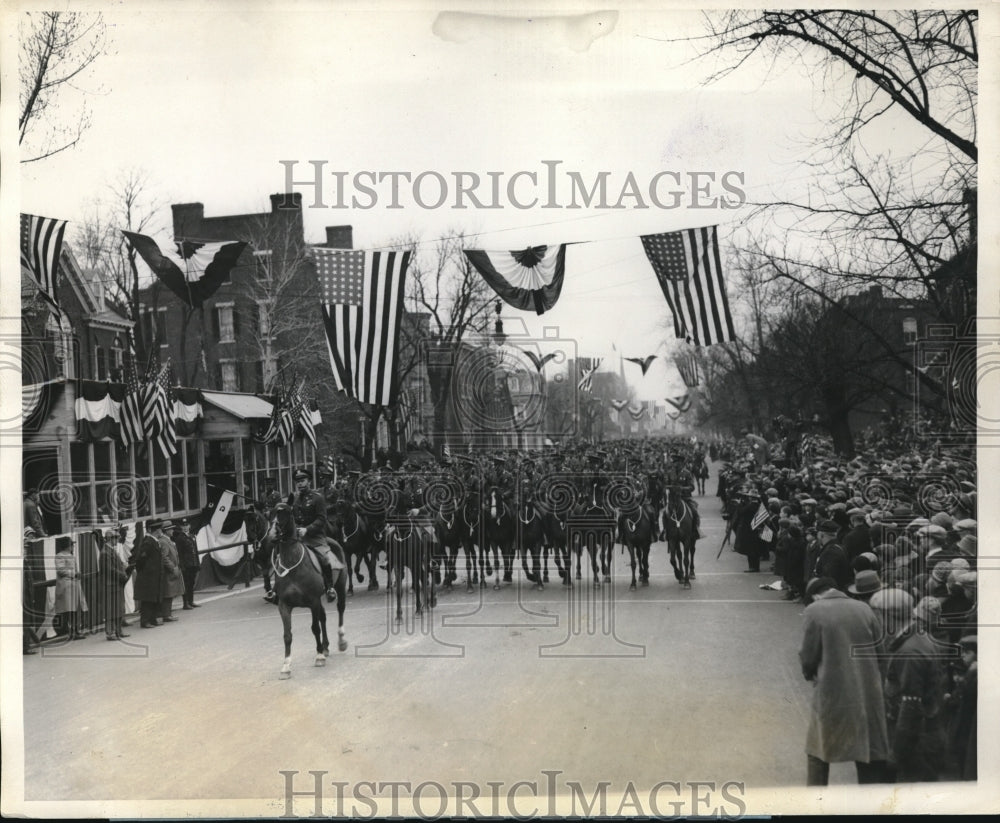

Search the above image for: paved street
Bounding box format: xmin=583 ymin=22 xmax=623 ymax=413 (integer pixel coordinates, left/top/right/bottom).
xmin=19 ymin=462 xmax=864 ymax=807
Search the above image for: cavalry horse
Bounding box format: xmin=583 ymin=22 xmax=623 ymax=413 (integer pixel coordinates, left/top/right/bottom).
xmin=693 ymin=457 xmax=709 ymax=496
xmin=571 ymin=480 xmax=616 ymax=587
xmin=514 ymin=483 xmax=545 ymax=590
xmin=661 ymin=485 xmax=697 ymax=588
xmin=615 ymin=481 xmax=654 ymax=590
xmin=330 ymin=498 xmax=378 ymax=594
xmin=483 ymin=486 xmax=515 ymax=589
xmin=436 ymin=487 xmax=481 ymax=592
xmin=267 ymin=503 xmax=348 ymax=679
xmin=383 ymin=492 xmax=439 ymax=622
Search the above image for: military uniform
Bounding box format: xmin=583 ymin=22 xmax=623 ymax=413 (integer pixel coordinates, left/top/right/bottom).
xmin=664 ymin=458 xmax=701 ymax=538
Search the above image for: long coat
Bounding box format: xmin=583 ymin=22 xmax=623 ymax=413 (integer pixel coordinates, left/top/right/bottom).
xmin=100 ymin=545 xmax=130 ymax=624
xmin=133 ymin=534 xmax=163 ymax=602
xmin=54 ymin=551 xmax=88 ymax=613
xmin=158 ymin=533 xmax=185 ymax=598
xmin=799 ymin=591 xmax=889 ymax=763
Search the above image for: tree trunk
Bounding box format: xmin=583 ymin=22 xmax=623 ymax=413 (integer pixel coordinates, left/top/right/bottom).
xmin=822 ymin=385 xmax=855 ymax=457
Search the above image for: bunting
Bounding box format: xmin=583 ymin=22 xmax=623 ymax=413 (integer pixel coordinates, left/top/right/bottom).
xmin=75 ymin=381 xmax=124 ymax=441
xmin=463 ymin=245 xmax=567 ymax=315
xmin=577 ymin=358 xmax=601 ymax=392
xmin=625 ymin=355 xmax=657 ymax=376
xmin=611 ymin=399 xmax=629 ymax=413
xmin=665 ymin=394 xmax=692 ymax=413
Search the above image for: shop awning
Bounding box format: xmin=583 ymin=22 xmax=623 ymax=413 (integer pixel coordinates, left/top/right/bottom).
xmin=201 ymin=391 xmax=273 ymax=421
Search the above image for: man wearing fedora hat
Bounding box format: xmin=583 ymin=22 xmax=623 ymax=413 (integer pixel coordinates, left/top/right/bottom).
xmin=810 ymin=520 xmax=851 ymax=592
xmin=847 ymin=569 xmax=882 ymax=603
xmin=157 ymin=520 xmax=184 ymax=622
xmin=134 ymin=520 xmax=165 ymax=628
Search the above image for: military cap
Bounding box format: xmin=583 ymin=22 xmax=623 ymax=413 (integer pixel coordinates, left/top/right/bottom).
xmin=294 ymin=469 xmax=310 ymax=480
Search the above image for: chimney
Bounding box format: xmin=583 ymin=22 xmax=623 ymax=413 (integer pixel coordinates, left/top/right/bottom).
xmin=324 ymin=225 xmax=353 ymax=249
xmin=271 ymin=192 xmax=302 ymax=212
xmin=171 ymin=202 xmax=204 ymax=234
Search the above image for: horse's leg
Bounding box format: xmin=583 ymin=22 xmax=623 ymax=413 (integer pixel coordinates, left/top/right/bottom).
xmin=366 ymin=548 xmax=379 ymax=591
xmin=531 ymin=544 xmax=543 ymax=590
xmin=463 ymin=543 xmax=475 ymax=592
xmin=689 ymin=535 xmax=697 ymax=580
xmin=574 ymin=538 xmax=582 ymax=580
xmin=628 ymin=543 xmax=637 ymax=591
xmin=279 ymin=602 xmax=293 ymax=679
xmin=392 ymin=546 xmax=403 ymax=623
xmin=589 ymin=537 xmax=601 ymax=589
xmin=602 ymin=534 xmax=612 ymax=583
xmin=336 ymin=570 xmax=348 ymax=651
xmin=346 ymin=556 xmax=355 ymax=596
xmin=640 ymin=542 xmax=650 ymax=585
xmin=311 ymin=606 xmax=327 ymax=666
xmin=353 ymin=550 xmax=365 ymax=585
xmin=492 ymin=543 xmax=502 ymax=590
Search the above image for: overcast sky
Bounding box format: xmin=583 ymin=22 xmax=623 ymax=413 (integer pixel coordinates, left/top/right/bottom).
xmin=14 ymin=2 xmax=961 ymax=397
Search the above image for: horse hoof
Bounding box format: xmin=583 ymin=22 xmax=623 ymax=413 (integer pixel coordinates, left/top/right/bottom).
xmin=315 ymin=656 xmax=326 ymax=667
xmin=690 ymin=572 xmax=696 ymax=579
xmin=368 ymin=582 xmax=379 ymax=592
xmin=493 ymin=583 xmax=501 ymax=591
xmin=641 ymin=579 xmax=649 ymax=587
xmin=563 ymin=578 xmax=572 ymax=587
xmin=629 ymin=583 xmax=637 ymax=591
xmin=683 ymin=581 xmax=692 ymax=590
xmin=534 ymin=582 xmax=545 ymax=591
xmin=279 ymin=670 xmax=291 ymax=680
xmin=466 ymin=585 xmax=474 ymax=593
xmin=543 ymin=574 xmax=550 ymax=583
xmin=348 ymin=590 xmax=354 ymax=597
xmin=593 ymin=581 xmax=601 ymax=590
xmin=338 ymin=638 xmax=348 ymax=652
xmin=415 ymin=607 xmax=423 ymax=616
xmin=575 ymin=573 xmax=581 ymax=580
xmin=395 ymin=614 xmax=402 ymax=624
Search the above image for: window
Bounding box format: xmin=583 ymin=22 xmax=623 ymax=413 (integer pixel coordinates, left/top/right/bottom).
xmin=139 ymin=306 xmax=169 ymax=349
xmin=219 ymin=359 xmax=238 ymax=392
xmin=254 ymin=249 xmax=273 ymax=281
xmin=94 ymin=345 xmax=107 ymax=380
xmin=903 ymin=317 xmax=918 ymax=345
xmin=215 ymin=303 xmax=235 ymax=343
xmin=111 ymin=336 xmax=125 ymax=381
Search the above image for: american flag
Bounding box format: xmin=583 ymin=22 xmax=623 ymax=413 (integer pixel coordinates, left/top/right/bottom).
xmin=144 ymin=361 xmax=177 ymax=458
xmin=750 ymin=501 xmax=774 ymax=541
xmin=119 ymin=350 xmax=147 ymax=447
xmin=259 ymin=390 xmax=294 ymax=446
xmin=297 ymin=394 xmax=317 ymax=451
xmin=577 ymin=357 xmax=601 ymax=392
xmin=315 ymin=247 xmax=410 ymax=407
xmin=641 ymin=226 xmax=735 ymax=346
xmin=21 ymin=213 xmax=67 ymax=318
xmin=676 ymin=350 xmax=700 ymax=388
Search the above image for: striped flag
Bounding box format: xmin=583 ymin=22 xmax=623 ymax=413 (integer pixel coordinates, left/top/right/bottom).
xmin=316 ymin=247 xmax=410 ymax=407
xmin=144 ymin=361 xmax=177 ymax=458
xmin=259 ymin=390 xmax=294 ymax=446
xmin=627 ymin=404 xmax=646 ymax=420
xmin=297 ymin=394 xmax=317 ymax=450
xmin=119 ymin=352 xmax=148 ymax=447
xmin=21 ymin=213 xmax=67 ymax=317
xmin=577 ymin=358 xmax=601 ymax=392
xmin=676 ymin=350 xmax=700 ymax=388
xmin=641 ymin=226 xmax=735 ymax=346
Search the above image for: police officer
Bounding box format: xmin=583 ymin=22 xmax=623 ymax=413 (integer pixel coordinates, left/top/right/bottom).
xmin=289 ymin=469 xmax=339 ymax=601
xmin=664 ymin=451 xmax=701 ymax=539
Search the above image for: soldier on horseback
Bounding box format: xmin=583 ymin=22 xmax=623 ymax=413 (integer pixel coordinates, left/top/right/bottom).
xmin=664 ymin=451 xmax=701 ymax=539
xmin=288 ymin=469 xmax=341 ymax=602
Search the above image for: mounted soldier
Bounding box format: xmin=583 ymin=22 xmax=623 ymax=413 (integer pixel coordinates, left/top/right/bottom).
xmin=286 ymin=469 xmax=342 ymax=602
xmin=663 ymin=450 xmax=701 ymax=539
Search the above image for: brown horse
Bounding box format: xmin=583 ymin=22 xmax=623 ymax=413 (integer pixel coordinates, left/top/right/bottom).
xmin=268 ymin=504 xmax=348 ymax=679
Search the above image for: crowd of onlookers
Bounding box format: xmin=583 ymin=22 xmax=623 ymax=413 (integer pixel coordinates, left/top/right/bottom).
xmin=716 ymin=429 xmax=977 ymax=784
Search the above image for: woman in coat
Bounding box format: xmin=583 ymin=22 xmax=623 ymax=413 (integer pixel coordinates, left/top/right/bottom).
xmin=54 ymin=536 xmax=87 ymax=640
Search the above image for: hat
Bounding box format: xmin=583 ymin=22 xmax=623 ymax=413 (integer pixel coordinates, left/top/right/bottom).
xmin=801 ymin=498 xmax=817 ymax=506
xmin=954 ymin=518 xmax=977 ymax=532
xmin=294 ymin=469 xmax=310 ymax=480
xmin=917 ymin=524 xmax=948 ymax=540
xmin=847 ymin=507 xmax=866 ymax=519
xmin=913 ymin=596 xmax=942 ymax=623
xmin=859 ymin=551 xmax=879 ymax=567
xmin=160 ymin=519 xmax=174 ymax=530
xmin=848 ymin=569 xmax=882 ymax=595
xmin=816 ymin=520 xmax=839 ymax=535
xmin=894 ymin=552 xmax=915 ymax=569
xmin=956 ymin=571 xmax=978 ymax=591
xmin=870 ymin=587 xmax=914 ymax=616
xmin=931 ymin=560 xmax=953 ymax=583
xmin=930 ymin=512 xmax=954 ymax=530
xmin=146 ymin=518 xmax=163 ymax=530
xmin=957 ymin=534 xmax=977 ymax=555
xmin=907 ymin=517 xmax=930 ymax=530
xmin=959 ymin=635 xmax=978 ymax=651
xmin=765 ymin=487 xmax=779 ymax=497
xmin=805 ymin=577 xmax=836 ymax=598
xmin=177 ymin=518 xmax=189 ymax=527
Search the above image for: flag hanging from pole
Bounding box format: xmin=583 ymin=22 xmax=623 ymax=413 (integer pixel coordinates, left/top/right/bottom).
xmin=297 ymin=395 xmax=317 ymax=451
xmin=577 ymin=357 xmax=601 ymax=392
xmin=676 ymin=350 xmax=700 ymax=388
xmin=144 ymin=361 xmax=177 ymax=459
xmin=122 ymin=232 xmax=248 ymax=308
xmin=641 ymin=226 xmax=735 ymax=346
xmin=463 ymin=245 xmax=567 ymax=315
xmin=21 ymin=213 xmax=67 ymax=317
xmin=316 ymin=248 xmax=410 ymax=407
xmin=119 ymin=348 xmax=147 ymax=447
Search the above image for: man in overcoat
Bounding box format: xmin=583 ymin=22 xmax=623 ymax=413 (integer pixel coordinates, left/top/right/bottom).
xmin=799 ymin=576 xmax=889 ymax=785
xmin=158 ymin=520 xmax=184 ymax=621
xmin=134 ymin=519 xmax=165 ymax=628
xmin=100 ymin=530 xmax=132 ymax=640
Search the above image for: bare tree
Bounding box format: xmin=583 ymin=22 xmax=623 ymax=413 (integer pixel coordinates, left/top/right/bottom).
xmin=76 ymin=169 xmax=165 ymax=371
xmin=19 ymin=11 xmax=111 ymax=164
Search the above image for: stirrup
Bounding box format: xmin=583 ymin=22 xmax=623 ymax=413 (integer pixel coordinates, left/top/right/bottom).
xmin=264 ymin=591 xmax=277 ymax=603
